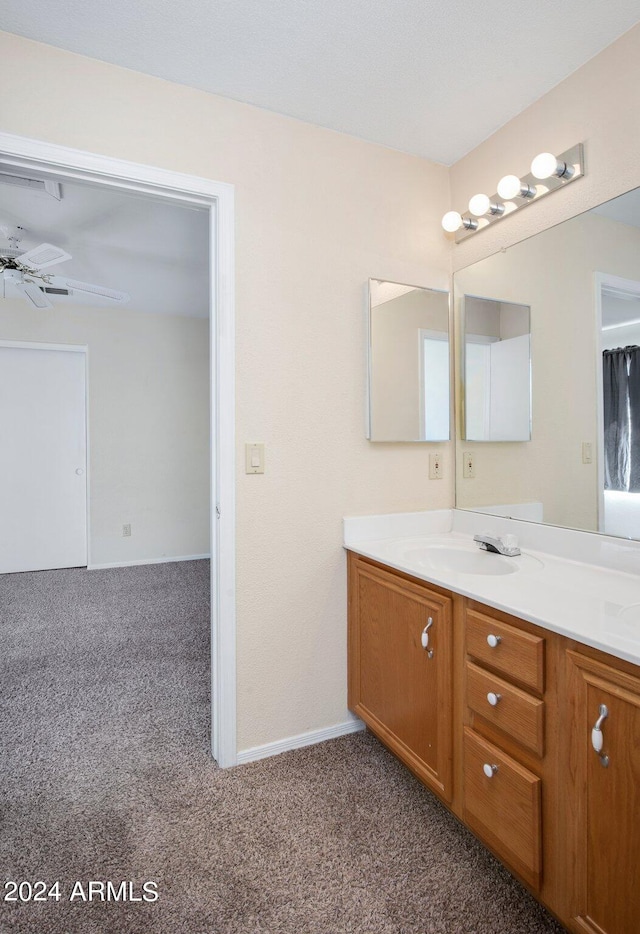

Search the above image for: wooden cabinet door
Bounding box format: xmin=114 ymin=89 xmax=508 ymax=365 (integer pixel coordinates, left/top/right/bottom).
xmin=566 ymin=651 xmax=640 ymax=934
xmin=348 ymin=556 xmax=453 ymax=801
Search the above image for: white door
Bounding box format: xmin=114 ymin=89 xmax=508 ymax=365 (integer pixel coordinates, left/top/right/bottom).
xmin=0 ymin=344 xmax=87 ymax=573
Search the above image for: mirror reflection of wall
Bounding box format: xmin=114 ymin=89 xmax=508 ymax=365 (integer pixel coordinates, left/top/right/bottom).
xmin=454 ymin=186 xmax=640 ymax=540
xmin=463 ymin=296 xmax=531 ymax=442
xmin=368 ymin=280 xmax=450 ymax=442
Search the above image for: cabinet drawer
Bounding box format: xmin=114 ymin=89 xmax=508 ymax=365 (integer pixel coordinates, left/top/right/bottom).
xmin=466 ymin=609 xmax=544 ymax=694
xmin=466 ymin=661 xmax=545 ymax=756
xmin=463 ymin=728 xmax=542 ymax=890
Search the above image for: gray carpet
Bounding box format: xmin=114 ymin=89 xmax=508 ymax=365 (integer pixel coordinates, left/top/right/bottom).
xmin=0 ymin=560 xmax=566 ymax=933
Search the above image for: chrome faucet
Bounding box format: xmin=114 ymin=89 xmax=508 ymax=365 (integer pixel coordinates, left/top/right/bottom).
xmin=473 ymin=533 xmax=521 ymax=557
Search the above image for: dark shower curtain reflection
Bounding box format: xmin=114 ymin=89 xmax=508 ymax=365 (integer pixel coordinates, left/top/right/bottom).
xmin=603 ymin=345 xmax=640 ymax=491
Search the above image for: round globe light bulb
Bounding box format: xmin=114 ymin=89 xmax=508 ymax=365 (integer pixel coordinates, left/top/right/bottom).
xmin=531 ymin=152 xmax=558 ymax=180
xmin=497 ymin=175 xmax=523 ymax=200
xmin=468 ymin=193 xmax=490 ymax=217
xmin=441 ymin=211 xmax=463 ymax=232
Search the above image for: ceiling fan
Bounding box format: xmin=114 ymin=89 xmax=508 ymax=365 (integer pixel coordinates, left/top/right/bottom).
xmin=0 ymin=227 xmax=130 ymax=308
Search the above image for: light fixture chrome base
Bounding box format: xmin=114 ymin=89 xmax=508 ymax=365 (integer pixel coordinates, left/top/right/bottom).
xmin=455 ymin=143 xmax=584 ymax=242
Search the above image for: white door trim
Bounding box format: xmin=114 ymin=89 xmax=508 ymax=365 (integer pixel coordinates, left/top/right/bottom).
xmin=0 ymin=132 xmax=237 ymax=768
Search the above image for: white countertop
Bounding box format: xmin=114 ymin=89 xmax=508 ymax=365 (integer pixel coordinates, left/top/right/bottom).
xmin=344 ymin=509 xmax=640 ymax=668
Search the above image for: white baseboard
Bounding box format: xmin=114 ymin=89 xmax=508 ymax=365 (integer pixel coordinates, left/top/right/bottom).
xmin=88 ymin=553 xmax=210 ymax=570
xmin=236 ymin=718 xmax=365 ymax=766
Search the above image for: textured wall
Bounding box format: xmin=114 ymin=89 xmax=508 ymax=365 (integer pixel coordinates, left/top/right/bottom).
xmin=0 ymin=31 xmax=453 ymax=752
xmin=0 ymin=301 xmax=210 ymax=565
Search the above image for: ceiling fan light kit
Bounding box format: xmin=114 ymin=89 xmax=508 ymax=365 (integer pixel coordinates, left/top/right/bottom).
xmin=17 ymin=242 xmax=72 ymax=269
xmin=0 ymin=228 xmax=130 ymax=308
xmin=1 ymin=268 xmax=52 ymax=308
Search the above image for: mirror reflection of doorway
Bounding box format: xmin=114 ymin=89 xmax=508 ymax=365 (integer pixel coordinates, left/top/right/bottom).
xmin=597 ymin=274 xmax=640 ymax=536
xmin=368 ymin=279 xmax=450 ymax=442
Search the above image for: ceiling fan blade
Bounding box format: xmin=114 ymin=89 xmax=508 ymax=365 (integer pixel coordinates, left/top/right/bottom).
xmin=16 ymin=281 xmax=53 ymax=309
xmin=49 ymin=276 xmax=130 ymax=304
xmin=18 ymin=242 xmax=72 ymax=269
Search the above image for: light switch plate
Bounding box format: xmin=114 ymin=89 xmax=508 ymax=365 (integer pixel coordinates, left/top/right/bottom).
xmin=245 ymin=442 xmax=265 ymax=474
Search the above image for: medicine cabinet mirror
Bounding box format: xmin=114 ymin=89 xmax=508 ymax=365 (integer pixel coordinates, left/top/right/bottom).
xmin=454 ymin=184 xmax=640 ymax=541
xmin=368 ymin=279 xmax=450 ymax=442
xmin=462 ymin=295 xmax=531 ymax=441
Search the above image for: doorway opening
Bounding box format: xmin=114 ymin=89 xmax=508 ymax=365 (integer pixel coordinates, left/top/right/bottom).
xmin=0 ymin=133 xmax=236 ymax=766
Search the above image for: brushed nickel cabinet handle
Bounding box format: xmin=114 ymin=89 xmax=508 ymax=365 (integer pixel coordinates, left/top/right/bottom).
xmin=591 ymin=703 xmax=610 ymax=767
xmin=421 ymin=617 xmax=433 ymax=649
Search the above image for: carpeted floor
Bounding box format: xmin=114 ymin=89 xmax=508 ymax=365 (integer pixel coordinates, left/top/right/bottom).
xmin=0 ymin=560 xmax=566 ymax=934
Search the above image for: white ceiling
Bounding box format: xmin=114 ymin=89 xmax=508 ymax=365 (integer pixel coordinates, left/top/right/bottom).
xmin=4 ymin=1 xmax=640 ymax=164
xmin=0 ymin=167 xmax=209 ymax=317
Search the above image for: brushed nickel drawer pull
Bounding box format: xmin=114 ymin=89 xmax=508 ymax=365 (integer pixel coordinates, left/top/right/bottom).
xmin=487 ymin=633 xmax=502 ymax=648
xmin=487 ymin=692 xmax=502 ymax=706
xmin=483 ymin=763 xmax=499 ymax=778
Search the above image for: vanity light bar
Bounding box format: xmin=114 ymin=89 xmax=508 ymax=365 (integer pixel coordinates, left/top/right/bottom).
xmin=443 ymin=143 xmax=585 ymax=243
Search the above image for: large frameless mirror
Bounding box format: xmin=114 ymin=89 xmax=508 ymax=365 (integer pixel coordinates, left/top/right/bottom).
xmin=368 ymin=279 xmax=450 ymax=442
xmin=454 ymin=185 xmax=640 ymax=540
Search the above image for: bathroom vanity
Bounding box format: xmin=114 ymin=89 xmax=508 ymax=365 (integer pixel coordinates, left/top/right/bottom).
xmin=345 ymin=511 xmax=640 ymax=934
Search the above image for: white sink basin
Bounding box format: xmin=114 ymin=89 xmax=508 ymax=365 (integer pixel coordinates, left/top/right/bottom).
xmin=404 ymin=546 xmax=517 ymax=576
xmin=385 ymin=538 xmax=543 ymax=577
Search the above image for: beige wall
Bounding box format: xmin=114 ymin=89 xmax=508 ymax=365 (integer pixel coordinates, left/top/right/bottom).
xmin=0 ymin=300 xmax=210 ymax=565
xmin=456 ymin=213 xmax=640 ymax=531
xmin=0 ymin=31 xmax=453 ymax=752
